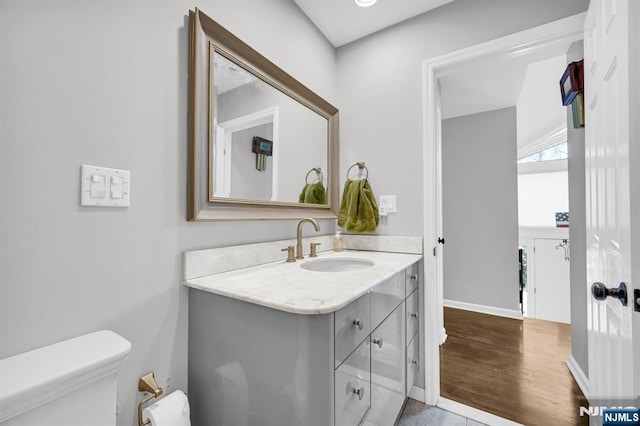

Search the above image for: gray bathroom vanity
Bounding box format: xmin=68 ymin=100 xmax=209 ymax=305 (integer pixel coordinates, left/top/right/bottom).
xmin=184 ymin=239 xmax=422 ymax=426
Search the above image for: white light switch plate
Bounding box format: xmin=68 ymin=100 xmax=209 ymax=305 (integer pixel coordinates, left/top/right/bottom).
xmin=81 ymin=165 xmax=130 ymax=207
xmin=379 ymin=195 xmax=397 ymax=213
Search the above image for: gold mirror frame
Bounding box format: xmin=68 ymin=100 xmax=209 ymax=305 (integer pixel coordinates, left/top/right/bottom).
xmin=187 ymin=9 xmax=339 ymax=221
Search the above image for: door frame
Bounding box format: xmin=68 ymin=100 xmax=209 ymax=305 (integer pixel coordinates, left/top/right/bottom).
xmin=420 ymin=13 xmax=586 ymax=407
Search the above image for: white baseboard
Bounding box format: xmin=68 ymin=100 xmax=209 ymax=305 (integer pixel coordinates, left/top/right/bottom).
xmin=566 ymin=355 xmax=590 ymax=400
xmin=441 ymin=327 xmax=448 ymax=345
xmin=437 ymin=397 xmax=524 ymax=426
xmin=408 ymin=385 xmax=426 ymax=402
xmin=444 ymin=299 xmax=523 ymax=320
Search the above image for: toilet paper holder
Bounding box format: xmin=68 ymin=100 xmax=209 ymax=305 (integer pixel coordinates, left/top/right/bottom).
xmin=138 ymin=372 xmax=164 ymax=426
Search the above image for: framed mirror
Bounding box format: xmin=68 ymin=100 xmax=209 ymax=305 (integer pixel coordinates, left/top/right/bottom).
xmin=187 ymin=8 xmax=339 ymax=221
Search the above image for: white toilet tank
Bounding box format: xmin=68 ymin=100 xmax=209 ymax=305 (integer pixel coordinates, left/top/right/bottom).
xmin=0 ymin=330 xmax=131 ymax=426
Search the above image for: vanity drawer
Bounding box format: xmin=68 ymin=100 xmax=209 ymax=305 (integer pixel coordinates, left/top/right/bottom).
xmin=406 ymin=289 xmax=419 ymax=344
xmin=405 ymin=263 xmax=419 ymax=296
xmin=335 ymin=292 xmax=370 ymax=367
xmin=406 ymin=334 xmax=419 ymax=395
xmin=335 ymin=338 xmax=371 ymax=426
xmin=370 ymin=272 xmax=404 ymax=330
xmin=370 ymin=303 xmax=405 ymax=395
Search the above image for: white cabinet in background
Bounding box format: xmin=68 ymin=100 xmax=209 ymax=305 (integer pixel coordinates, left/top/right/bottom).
xmin=533 ymin=238 xmax=571 ymax=323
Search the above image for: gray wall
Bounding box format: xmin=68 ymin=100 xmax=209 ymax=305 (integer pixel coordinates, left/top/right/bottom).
xmin=336 ymin=0 xmax=589 ymax=236
xmin=441 ymin=108 xmax=520 ymax=311
xmin=567 ymin=41 xmax=588 ymax=376
xmin=0 ymin=1 xmax=336 ymax=425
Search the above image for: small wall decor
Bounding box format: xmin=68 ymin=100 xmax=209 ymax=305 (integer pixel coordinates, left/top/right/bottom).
xmin=560 ymin=60 xmax=583 ymax=105
xmin=252 ymin=136 xmax=273 ymax=171
xmin=560 ymin=60 xmax=584 ymax=128
xmin=555 ymin=212 xmax=569 ymax=228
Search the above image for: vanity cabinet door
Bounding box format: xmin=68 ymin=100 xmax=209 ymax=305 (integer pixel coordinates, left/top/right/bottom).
xmin=406 ymin=289 xmax=419 ymax=344
xmin=370 ymin=272 xmax=404 ymax=330
xmin=405 ymin=263 xmax=419 ymax=296
xmin=335 ymin=293 xmax=371 ymax=367
xmin=335 ymin=338 xmax=371 ymax=426
xmin=406 ymin=333 xmax=419 ymax=395
xmin=367 ymin=303 xmax=406 ymax=426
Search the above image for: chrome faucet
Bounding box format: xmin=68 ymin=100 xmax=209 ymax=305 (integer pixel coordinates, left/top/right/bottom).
xmin=296 ymin=218 xmax=320 ymax=259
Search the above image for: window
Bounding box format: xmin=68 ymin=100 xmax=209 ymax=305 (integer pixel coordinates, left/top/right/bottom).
xmin=518 ymin=141 xmax=568 ymax=163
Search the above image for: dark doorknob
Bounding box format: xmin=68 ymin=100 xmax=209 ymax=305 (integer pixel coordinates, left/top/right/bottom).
xmin=591 ymin=282 xmax=628 ymax=306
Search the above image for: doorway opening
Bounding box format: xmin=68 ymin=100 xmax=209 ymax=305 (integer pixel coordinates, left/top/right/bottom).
xmin=420 ymin=12 xmax=586 ymax=423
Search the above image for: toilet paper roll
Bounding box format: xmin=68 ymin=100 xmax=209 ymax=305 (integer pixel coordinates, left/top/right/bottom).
xmin=142 ymin=389 xmax=191 ymax=426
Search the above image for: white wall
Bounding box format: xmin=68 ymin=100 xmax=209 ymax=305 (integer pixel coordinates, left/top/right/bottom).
xmin=516 ymin=55 xmax=568 ymax=158
xmin=518 ymin=170 xmax=569 ymax=227
xmin=336 ymin=0 xmax=589 ymax=237
xmin=0 ymin=1 xmax=336 ymax=425
xmin=441 ymin=107 xmax=520 ymax=312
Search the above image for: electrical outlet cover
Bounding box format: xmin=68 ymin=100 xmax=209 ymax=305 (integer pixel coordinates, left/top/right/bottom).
xmin=379 ymin=195 xmax=397 ymax=213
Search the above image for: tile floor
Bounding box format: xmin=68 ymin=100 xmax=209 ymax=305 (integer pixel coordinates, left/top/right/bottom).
xmin=398 ymin=398 xmax=487 ymax=426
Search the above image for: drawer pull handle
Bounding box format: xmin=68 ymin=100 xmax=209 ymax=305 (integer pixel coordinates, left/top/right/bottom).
xmin=410 ymin=274 xmax=418 ymax=281
xmin=352 ymin=385 xmax=365 ymax=400
xmin=373 ymin=337 xmax=384 ymax=348
xmin=409 ymin=312 xmax=418 ymax=319
xmin=411 ymin=358 xmax=420 ymax=369
xmin=353 ymin=317 xmax=365 ymax=331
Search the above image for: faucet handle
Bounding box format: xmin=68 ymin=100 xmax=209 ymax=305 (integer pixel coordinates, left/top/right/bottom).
xmin=309 ymin=242 xmax=321 ymax=257
xmin=281 ymin=246 xmax=295 ymax=262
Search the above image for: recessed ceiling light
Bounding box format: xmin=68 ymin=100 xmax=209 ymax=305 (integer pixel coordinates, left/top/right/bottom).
xmin=355 ymin=0 xmax=377 ymax=7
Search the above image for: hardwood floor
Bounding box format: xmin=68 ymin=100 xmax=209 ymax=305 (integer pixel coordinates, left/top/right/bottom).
xmin=440 ymin=307 xmax=588 ymax=426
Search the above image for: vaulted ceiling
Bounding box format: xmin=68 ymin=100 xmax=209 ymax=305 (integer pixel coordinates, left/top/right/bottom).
xmin=294 ymin=0 xmax=455 ymax=47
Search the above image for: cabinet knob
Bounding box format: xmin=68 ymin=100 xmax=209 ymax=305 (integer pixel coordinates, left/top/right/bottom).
xmin=410 ymin=274 xmax=418 ymax=281
xmin=411 ymin=358 xmax=420 ymax=369
xmin=409 ymin=312 xmax=418 ymax=319
xmin=351 ymin=385 xmax=365 ymax=400
xmin=353 ymin=317 xmax=365 ymax=331
xmin=373 ymin=337 xmax=383 ymax=348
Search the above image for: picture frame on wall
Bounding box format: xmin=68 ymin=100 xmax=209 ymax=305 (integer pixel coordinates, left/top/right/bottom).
xmin=560 ymin=60 xmax=584 ymax=106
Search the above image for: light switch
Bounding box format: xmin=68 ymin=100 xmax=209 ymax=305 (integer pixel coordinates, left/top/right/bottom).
xmin=379 ymin=195 xmax=397 ymax=213
xmin=90 ymin=174 xmax=106 ymax=198
xmin=81 ymin=165 xmax=130 ymax=207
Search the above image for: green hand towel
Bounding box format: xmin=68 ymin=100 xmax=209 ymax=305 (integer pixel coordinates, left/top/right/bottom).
xmin=298 ymin=181 xmax=327 ymax=204
xmin=338 ymin=178 xmax=379 ymax=233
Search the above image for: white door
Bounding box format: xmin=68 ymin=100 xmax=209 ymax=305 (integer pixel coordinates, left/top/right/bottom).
xmin=533 ymin=239 xmax=571 ymax=324
xmin=584 ymin=0 xmax=639 ymax=423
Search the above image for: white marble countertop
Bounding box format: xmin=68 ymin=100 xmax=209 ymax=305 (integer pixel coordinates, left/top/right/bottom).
xmin=184 ymin=250 xmax=422 ymax=315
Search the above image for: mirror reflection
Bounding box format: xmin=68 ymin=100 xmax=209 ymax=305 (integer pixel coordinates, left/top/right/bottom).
xmin=211 ymin=50 xmax=329 ymax=205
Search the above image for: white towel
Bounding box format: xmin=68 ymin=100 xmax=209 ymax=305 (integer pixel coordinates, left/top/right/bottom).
xmin=142 ymin=390 xmax=191 ymax=426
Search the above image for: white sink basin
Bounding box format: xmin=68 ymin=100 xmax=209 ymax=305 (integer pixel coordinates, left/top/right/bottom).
xmin=301 ymin=257 xmax=375 ymax=272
